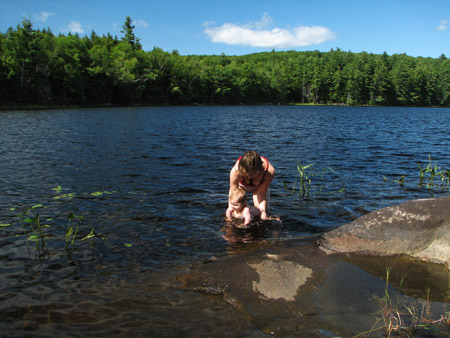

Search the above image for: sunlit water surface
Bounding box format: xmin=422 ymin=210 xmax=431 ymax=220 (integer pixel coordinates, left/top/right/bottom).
xmin=1 ymin=106 xmax=449 ymax=336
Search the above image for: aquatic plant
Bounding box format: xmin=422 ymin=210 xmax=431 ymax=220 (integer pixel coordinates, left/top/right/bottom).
xmin=354 ymin=266 xmax=450 ymax=337
xmin=0 ymin=185 xmax=135 ymax=261
xmin=81 ymin=227 xmax=96 ymax=241
xmin=4 ymin=185 xmax=132 ymax=258
xmin=383 ymin=175 xmax=406 ymax=187
xmin=418 ymin=155 xmax=450 ymax=190
xmin=65 ymin=212 xmax=83 ymax=250
xmin=383 ymin=156 xmax=450 ymax=192
xmin=9 ymin=198 xmax=91 ymax=256
xmin=17 ymin=204 xmax=50 ymax=256
xmin=285 ymin=162 xmax=344 ymax=199
xmin=297 ymin=162 xmax=315 ymax=198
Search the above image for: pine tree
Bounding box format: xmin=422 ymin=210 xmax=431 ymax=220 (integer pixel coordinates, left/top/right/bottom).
xmin=121 ymin=16 xmax=142 ymax=50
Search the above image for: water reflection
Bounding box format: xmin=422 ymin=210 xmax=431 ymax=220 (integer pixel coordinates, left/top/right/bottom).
xmin=220 ymin=219 xmax=280 ymax=249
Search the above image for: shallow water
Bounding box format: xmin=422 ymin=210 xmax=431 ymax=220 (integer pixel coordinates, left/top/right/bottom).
xmin=1 ymin=105 xmax=450 ymax=336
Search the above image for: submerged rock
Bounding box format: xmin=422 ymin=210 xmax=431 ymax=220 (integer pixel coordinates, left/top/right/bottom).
xmin=249 ymin=259 xmax=312 ymax=301
xmin=177 ymin=238 xmax=450 ymax=336
xmin=319 ymin=195 xmax=450 ymax=268
xmin=177 ymin=196 xmax=450 ymax=335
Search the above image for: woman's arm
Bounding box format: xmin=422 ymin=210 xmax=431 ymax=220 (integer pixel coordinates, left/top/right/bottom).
xmin=226 ymin=160 xmax=242 ymax=216
xmin=253 ymin=162 xmax=275 ymax=220
xmin=228 ymin=160 xmax=241 ymax=204
xmin=243 ymin=207 xmax=252 ymax=226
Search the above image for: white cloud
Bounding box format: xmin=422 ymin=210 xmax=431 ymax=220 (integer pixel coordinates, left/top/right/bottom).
xmin=64 ymin=20 xmax=84 ymax=34
xmin=254 ymin=12 xmax=273 ymax=30
xmin=34 ymin=11 xmax=54 ymax=22
xmin=436 ymin=19 xmax=449 ymax=31
xmin=204 ymin=13 xmax=335 ymax=48
xmin=135 ymin=19 xmax=149 ymax=28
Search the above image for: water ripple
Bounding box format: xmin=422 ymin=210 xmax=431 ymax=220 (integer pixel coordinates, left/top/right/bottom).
xmin=1 ymin=106 xmax=450 ymax=336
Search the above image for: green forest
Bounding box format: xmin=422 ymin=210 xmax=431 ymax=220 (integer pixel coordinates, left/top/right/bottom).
xmin=1 ymin=17 xmax=450 ymax=108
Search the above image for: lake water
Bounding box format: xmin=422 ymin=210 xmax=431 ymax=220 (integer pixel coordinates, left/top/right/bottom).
xmin=1 ymin=105 xmax=450 ymax=336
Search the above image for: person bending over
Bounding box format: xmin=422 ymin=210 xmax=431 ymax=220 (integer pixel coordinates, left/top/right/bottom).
xmin=228 ymin=150 xmax=275 ymax=221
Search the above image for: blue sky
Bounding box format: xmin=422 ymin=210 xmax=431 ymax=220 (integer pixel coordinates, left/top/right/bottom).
xmin=1 ymin=0 xmax=449 ymax=58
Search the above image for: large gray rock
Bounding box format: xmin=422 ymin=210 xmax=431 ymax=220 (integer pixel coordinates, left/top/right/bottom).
xmin=319 ymin=195 xmax=450 ymax=268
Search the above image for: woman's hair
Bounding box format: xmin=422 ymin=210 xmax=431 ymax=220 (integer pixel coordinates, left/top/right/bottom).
xmin=238 ymin=150 xmax=262 ymax=175
xmin=229 ymin=187 xmax=247 ymax=203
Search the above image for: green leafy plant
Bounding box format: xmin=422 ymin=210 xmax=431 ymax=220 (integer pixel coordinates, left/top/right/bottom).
xmin=65 ymin=212 xmax=83 ymax=249
xmin=418 ymin=155 xmax=450 ymax=190
xmin=355 ymin=266 xmax=450 ymax=337
xmin=81 ymin=227 xmax=96 ymax=241
xmin=6 ymin=187 xmax=108 ymax=259
xmin=294 ymin=162 xmax=315 ymax=198
xmin=383 ymin=156 xmax=450 ymax=191
xmin=17 ymin=204 xmax=49 ymax=255
xmin=383 ymin=175 xmax=406 ymax=187
xmin=285 ymin=162 xmax=342 ymax=199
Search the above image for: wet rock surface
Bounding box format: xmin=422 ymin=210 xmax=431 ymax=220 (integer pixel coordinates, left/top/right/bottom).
xmin=320 ymin=195 xmax=450 ymax=267
xmin=177 ymin=239 xmax=449 ymax=336
xmin=249 ymin=259 xmax=312 ymax=301
xmin=177 ymin=196 xmax=450 ymax=336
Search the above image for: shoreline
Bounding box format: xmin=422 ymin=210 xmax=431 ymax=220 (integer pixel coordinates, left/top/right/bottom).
xmin=1 ymin=102 xmax=449 ymax=111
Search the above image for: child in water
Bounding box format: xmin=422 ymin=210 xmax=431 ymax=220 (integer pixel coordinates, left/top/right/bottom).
xmin=226 ymin=187 xmax=261 ymax=227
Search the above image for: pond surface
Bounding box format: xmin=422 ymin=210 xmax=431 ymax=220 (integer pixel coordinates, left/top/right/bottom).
xmin=1 ymin=105 xmax=450 ymax=337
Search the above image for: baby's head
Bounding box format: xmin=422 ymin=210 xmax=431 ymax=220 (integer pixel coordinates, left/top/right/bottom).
xmin=229 ymin=187 xmax=247 ymax=211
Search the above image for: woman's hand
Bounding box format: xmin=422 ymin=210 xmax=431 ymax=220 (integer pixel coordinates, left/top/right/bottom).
xmin=225 ymin=207 xmax=233 ymax=220
xmin=260 ymin=210 xmax=269 ymax=220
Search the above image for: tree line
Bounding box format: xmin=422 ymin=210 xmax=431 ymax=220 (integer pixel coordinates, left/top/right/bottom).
xmin=1 ymin=17 xmax=449 ymax=107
